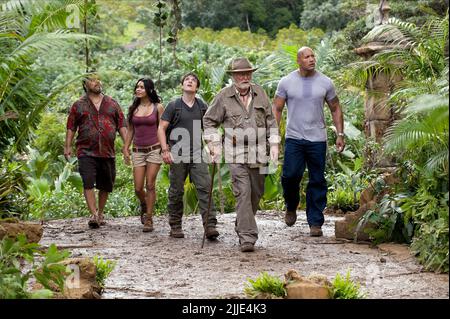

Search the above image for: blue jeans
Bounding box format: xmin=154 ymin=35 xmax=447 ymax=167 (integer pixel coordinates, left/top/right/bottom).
xmin=281 ymin=138 xmax=327 ymax=227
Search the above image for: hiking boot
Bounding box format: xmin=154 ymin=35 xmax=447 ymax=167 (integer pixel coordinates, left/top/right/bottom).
xmin=143 ymin=220 xmax=154 ymax=232
xmin=140 ymin=202 xmax=147 ymax=224
xmin=205 ymin=227 xmax=219 ymax=240
xmin=240 ymin=243 xmax=255 ymax=252
xmin=169 ymin=228 xmax=184 ymax=238
xmin=285 ymin=210 xmax=297 ymax=226
xmin=310 ymin=226 xmax=323 ymax=237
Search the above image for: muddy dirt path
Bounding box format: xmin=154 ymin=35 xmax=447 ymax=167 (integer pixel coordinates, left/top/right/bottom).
xmin=40 ymin=211 xmax=449 ymax=299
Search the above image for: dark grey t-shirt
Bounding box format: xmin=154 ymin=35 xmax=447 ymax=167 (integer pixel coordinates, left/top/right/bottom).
xmin=161 ymin=98 xmax=203 ymax=162
xmin=276 ymin=70 xmax=336 ymax=142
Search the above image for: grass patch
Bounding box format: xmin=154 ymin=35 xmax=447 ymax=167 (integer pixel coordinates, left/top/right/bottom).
xmin=329 ymin=271 xmax=366 ymax=299
xmin=244 ymin=272 xmax=287 ymax=299
xmin=93 ymin=255 xmax=116 ymax=290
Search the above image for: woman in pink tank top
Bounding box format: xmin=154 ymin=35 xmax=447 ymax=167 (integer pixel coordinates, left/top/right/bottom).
xmin=123 ymin=78 xmax=164 ymax=232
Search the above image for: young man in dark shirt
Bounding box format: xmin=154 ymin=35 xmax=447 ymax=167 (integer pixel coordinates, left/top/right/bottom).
xmin=157 ymin=72 xmax=219 ymax=240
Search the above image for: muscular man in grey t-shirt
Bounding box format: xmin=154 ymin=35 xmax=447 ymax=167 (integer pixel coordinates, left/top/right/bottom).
xmin=272 ymin=46 xmax=345 ymax=237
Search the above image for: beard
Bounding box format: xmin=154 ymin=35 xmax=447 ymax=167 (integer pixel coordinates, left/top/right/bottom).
xmin=90 ymin=86 xmax=102 ymax=94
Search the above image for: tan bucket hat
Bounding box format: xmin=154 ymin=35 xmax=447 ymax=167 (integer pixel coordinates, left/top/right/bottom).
xmin=227 ymin=57 xmax=258 ymax=73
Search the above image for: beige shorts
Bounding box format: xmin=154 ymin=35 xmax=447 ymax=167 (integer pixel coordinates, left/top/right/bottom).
xmin=131 ymin=148 xmax=163 ymax=167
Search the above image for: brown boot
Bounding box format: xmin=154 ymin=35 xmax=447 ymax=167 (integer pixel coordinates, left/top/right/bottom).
xmin=205 ymin=226 xmax=220 ymax=240
xmin=143 ymin=212 xmax=153 ymax=232
xmin=310 ymin=226 xmax=323 ymax=237
xmin=285 ymin=210 xmax=297 ymax=226
xmin=140 ymin=202 xmax=147 ymax=225
xmin=169 ymin=228 xmax=184 ymax=238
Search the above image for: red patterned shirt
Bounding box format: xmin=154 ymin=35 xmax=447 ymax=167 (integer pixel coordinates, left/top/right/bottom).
xmin=67 ymin=95 xmax=126 ymax=158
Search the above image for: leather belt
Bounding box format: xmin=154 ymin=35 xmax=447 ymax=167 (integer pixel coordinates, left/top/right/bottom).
xmin=132 ymin=145 xmax=161 ymax=153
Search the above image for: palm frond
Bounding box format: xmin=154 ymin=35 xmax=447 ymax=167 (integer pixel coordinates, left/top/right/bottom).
xmin=1 ymin=0 xmax=38 ymax=13
xmin=407 ymin=94 xmax=449 ymax=113
xmin=425 ymin=148 xmax=449 ymax=175
xmin=29 ymin=0 xmax=85 ymax=34
xmin=0 ymin=0 xmax=97 ymax=154
xmin=10 ymin=30 xmax=95 ymax=59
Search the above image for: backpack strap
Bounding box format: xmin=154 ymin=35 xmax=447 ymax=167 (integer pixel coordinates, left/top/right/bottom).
xmin=195 ymin=97 xmax=208 ymax=130
xmin=172 ymin=97 xmax=183 ymax=126
xmin=166 ymin=97 xmax=183 ymax=142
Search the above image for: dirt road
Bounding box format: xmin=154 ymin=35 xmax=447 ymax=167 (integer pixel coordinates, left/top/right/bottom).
xmin=40 ymin=211 xmax=449 ymax=299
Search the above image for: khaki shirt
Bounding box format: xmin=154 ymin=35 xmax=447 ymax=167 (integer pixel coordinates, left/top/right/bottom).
xmin=203 ymin=83 xmax=280 ymax=166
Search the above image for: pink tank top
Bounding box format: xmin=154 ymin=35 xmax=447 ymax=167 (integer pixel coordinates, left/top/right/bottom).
xmin=131 ymin=106 xmax=159 ymax=147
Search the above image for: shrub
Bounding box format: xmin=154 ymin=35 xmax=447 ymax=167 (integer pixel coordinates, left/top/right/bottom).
xmin=0 ymin=158 xmax=27 ymax=219
xmin=31 ymin=113 xmax=67 ymax=162
xmin=403 ymin=185 xmax=449 ymax=272
xmin=244 ymin=272 xmax=287 ymax=299
xmin=30 ymin=184 xmax=90 ymax=220
xmin=93 ymin=255 xmax=116 ymax=290
xmin=0 ymin=234 xmax=70 ymax=299
xmin=329 ymin=271 xmax=365 ymax=299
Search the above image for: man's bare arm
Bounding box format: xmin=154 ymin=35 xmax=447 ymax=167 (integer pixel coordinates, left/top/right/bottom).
xmin=327 ymin=96 xmax=344 ymax=135
xmin=64 ymin=129 xmax=75 ymax=160
xmin=272 ymin=96 xmax=286 ymax=126
xmin=327 ymin=96 xmax=345 ymax=152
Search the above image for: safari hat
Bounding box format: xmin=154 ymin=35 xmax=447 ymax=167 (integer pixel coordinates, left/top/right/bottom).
xmin=227 ymin=58 xmax=258 ymax=73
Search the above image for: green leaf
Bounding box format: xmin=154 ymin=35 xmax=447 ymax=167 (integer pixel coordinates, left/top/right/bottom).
xmin=30 ymin=289 xmax=53 ymax=299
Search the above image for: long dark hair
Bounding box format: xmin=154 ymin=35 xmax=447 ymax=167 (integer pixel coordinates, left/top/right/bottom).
xmin=127 ymin=78 xmax=161 ymax=125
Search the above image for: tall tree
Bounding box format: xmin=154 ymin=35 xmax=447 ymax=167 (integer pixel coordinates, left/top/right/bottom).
xmin=181 ymin=0 xmax=303 ymax=36
xmin=301 ymin=0 xmax=350 ymax=32
xmin=168 ymin=0 xmax=182 ymax=63
xmin=153 ymin=0 xmax=169 ymax=88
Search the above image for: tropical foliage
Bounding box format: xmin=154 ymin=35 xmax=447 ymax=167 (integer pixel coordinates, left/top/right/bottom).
xmin=329 ymin=270 xmax=366 ymax=299
xmin=0 ymin=0 xmax=448 ymax=274
xmin=244 ymin=272 xmax=286 ymax=299
xmin=0 ymin=234 xmax=70 ymax=299
xmin=0 ymin=0 xmax=93 ymax=154
xmin=350 ymin=13 xmax=449 ymax=272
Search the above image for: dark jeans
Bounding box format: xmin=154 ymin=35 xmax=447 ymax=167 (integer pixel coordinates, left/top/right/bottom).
xmin=281 ymin=138 xmax=327 ymax=227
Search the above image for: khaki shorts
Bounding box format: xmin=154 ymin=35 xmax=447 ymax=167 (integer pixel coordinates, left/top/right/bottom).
xmin=131 ymin=148 xmax=163 ymax=167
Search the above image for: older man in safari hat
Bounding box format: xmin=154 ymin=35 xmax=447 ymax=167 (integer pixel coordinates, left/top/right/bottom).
xmin=203 ymin=57 xmax=280 ymax=252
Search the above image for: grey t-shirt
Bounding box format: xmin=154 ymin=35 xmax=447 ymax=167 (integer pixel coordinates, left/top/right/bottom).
xmin=275 ymin=70 xmax=336 ymax=142
xmin=161 ymin=98 xmax=203 ymax=162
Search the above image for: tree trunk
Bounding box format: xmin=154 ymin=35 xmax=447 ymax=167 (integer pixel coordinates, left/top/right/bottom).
xmin=84 ymin=0 xmax=90 ymax=72
xmin=246 ymin=13 xmax=251 ymax=32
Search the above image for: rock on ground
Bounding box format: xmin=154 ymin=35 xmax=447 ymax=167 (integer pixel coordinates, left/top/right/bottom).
xmin=0 ymin=219 xmax=43 ymax=243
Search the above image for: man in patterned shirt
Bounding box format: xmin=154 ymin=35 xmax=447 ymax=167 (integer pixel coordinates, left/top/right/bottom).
xmin=65 ymin=74 xmax=127 ymax=228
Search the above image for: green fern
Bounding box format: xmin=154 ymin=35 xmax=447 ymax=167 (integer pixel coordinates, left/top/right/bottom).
xmin=244 ymin=272 xmax=287 ymax=299
xmin=0 ymin=0 xmax=96 ymax=155
xmin=329 ymin=271 xmax=366 ymax=299
xmin=93 ymin=255 xmax=116 ymax=289
xmin=384 ymin=93 xmax=448 ymax=175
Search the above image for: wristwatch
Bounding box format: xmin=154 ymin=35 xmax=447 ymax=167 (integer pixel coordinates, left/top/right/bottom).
xmin=337 ymin=132 xmax=345 ymax=137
